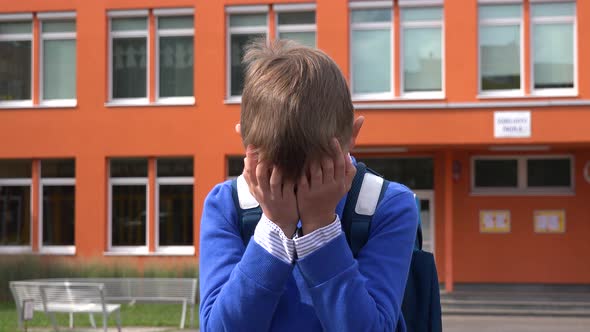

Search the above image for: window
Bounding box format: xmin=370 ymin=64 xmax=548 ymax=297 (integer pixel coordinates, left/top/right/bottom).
xmin=40 ymin=159 xmax=75 ymax=254
xmin=156 ymin=10 xmax=194 ymax=102
xmin=401 ymin=7 xmax=443 ymax=97
xmin=276 ymin=5 xmax=316 ymax=48
xmin=350 ymin=6 xmax=393 ymax=99
xmin=0 ymin=159 xmax=32 ymax=251
xmin=531 ymin=1 xmax=576 ymax=95
xmin=227 ymin=6 xmax=268 ymax=100
xmin=156 ymin=158 xmax=194 ymax=254
xmin=472 ymin=156 xmax=573 ymax=194
xmin=479 ymin=4 xmax=523 ymax=95
xmin=0 ymin=15 xmax=33 ymax=106
xmin=227 ymin=156 xmax=245 ymax=180
xmin=109 ymin=158 xmax=148 ymax=252
xmin=356 ymin=157 xmax=434 ymax=190
xmin=40 ymin=15 xmax=76 ymax=105
xmin=109 ymin=11 xmax=149 ymax=102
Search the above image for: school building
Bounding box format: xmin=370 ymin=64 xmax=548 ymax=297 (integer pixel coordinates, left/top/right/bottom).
xmin=0 ymin=0 xmax=589 ymax=291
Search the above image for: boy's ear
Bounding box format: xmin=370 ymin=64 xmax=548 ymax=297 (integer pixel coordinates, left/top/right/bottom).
xmin=235 ymin=123 xmax=241 ymax=135
xmin=348 ymin=116 xmax=365 ymax=151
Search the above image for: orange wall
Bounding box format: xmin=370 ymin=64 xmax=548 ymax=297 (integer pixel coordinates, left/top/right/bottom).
xmin=447 ymin=150 xmax=590 ymax=283
xmin=0 ymin=0 xmax=589 ymax=281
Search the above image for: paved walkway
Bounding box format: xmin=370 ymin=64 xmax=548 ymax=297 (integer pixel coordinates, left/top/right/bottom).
xmin=27 ymin=328 xmax=199 ymax=332
xmin=444 ymin=315 xmax=590 ymax=332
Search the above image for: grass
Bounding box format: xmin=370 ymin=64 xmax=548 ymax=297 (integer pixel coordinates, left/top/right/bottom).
xmin=0 ymin=301 xmax=199 ymax=332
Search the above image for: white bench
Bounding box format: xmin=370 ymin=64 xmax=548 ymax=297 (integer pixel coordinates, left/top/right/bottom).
xmin=40 ymin=282 xmax=121 ymax=332
xmin=10 ymin=278 xmax=198 ymax=330
xmin=10 ymin=281 xmax=121 ymax=332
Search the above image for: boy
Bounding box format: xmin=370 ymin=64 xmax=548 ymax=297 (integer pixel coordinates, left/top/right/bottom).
xmin=199 ymin=40 xmax=418 ymax=331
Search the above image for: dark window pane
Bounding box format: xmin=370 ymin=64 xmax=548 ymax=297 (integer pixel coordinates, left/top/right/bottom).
xmin=357 ymin=158 xmax=434 ymax=189
xmin=227 ymin=156 xmax=244 ymax=178
xmin=110 ymin=158 xmax=148 ymax=178
xmin=42 ymin=185 xmax=75 ymax=246
xmin=41 ymin=159 xmax=75 ymax=178
xmin=0 ymin=41 xmax=31 ymax=101
xmin=278 ymin=12 xmax=315 ymax=25
xmin=159 ymin=185 xmax=193 ymax=246
xmin=112 ymin=38 xmax=147 ymax=98
xmin=0 ymin=186 xmax=31 ymax=245
xmin=0 ymin=159 xmax=32 ymax=178
xmin=527 ymin=159 xmax=571 ymax=187
xmin=112 ymin=185 xmax=146 ymax=246
xmin=159 ymin=36 xmax=193 ymax=97
xmin=157 ymin=158 xmax=193 ymax=177
xmin=475 ymin=159 xmax=518 ymax=187
xmin=230 ymin=33 xmax=265 ymax=96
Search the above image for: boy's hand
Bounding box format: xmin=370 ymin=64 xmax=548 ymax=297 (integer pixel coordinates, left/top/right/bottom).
xmin=243 ymin=145 xmax=299 ymax=236
xmin=297 ymin=139 xmax=356 ymax=235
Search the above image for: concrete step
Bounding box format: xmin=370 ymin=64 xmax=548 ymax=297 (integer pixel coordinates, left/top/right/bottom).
xmin=443 ymin=307 xmax=590 ymax=317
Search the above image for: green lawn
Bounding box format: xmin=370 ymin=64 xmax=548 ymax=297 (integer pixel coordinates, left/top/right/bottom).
xmin=0 ymin=302 xmax=198 ymax=332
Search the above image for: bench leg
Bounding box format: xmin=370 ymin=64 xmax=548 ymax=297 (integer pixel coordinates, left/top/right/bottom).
xmin=180 ymin=300 xmax=187 ymax=329
xmin=89 ymin=313 xmax=96 ymax=328
xmin=116 ymin=309 xmax=122 ymax=332
xmin=189 ymin=304 xmax=195 ymax=329
xmin=48 ymin=312 xmax=60 ymax=332
xmin=103 ymin=312 xmax=108 ymax=332
xmin=69 ymin=312 xmax=74 ymax=328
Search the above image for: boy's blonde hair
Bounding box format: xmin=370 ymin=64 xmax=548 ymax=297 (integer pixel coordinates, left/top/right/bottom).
xmin=241 ymin=39 xmax=354 ymax=181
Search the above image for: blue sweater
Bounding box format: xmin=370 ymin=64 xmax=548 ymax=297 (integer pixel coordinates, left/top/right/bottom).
xmin=199 ymin=178 xmax=418 ymax=332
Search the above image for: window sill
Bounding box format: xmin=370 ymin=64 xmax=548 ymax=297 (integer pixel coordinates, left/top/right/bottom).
xmin=529 ymin=89 xmax=578 ymax=98
xmin=470 ymin=190 xmax=575 ymax=197
xmin=103 ymin=248 xmax=195 ymax=256
xmin=0 ymin=246 xmax=33 ymax=254
xmin=478 ymin=93 xmax=580 ymax=99
xmin=154 ymin=246 xmax=195 ymax=256
xmin=104 ymin=247 xmax=149 ymax=256
xmin=352 ymin=94 xmax=445 ymax=103
xmin=0 ymin=102 xmax=77 ymax=109
xmin=224 ymin=97 xmax=242 ymax=104
xmin=105 ymin=98 xmax=196 ymax=107
xmin=39 ymin=246 xmax=76 ymax=255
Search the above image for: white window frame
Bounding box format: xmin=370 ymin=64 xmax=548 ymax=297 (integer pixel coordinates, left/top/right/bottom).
xmin=226 ymin=6 xmax=270 ymax=102
xmin=471 ymin=155 xmax=574 ymax=195
xmin=530 ymin=1 xmax=577 ymax=97
xmin=0 ymin=13 xmax=34 ymax=108
xmin=155 ymin=175 xmax=195 ymax=255
xmin=478 ymin=4 xmax=525 ymax=98
xmin=107 ymin=10 xmax=150 ymax=106
xmin=39 ymin=176 xmax=76 ymax=255
xmin=275 ymin=4 xmax=317 ymax=48
xmin=39 ymin=12 xmax=77 ymax=107
xmin=399 ymin=6 xmax=445 ymax=99
xmin=108 ymin=168 xmax=149 ymax=254
xmin=349 ymin=2 xmax=394 ymax=101
xmin=0 ymin=177 xmax=33 ymax=254
xmin=155 ymin=8 xmax=195 ymax=105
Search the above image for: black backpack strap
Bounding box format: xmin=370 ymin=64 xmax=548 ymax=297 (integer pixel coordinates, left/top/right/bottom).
xmin=413 ymin=195 xmax=423 ymax=251
xmin=231 ymin=177 xmax=262 ymax=246
xmin=341 ymin=162 xmax=389 ymax=257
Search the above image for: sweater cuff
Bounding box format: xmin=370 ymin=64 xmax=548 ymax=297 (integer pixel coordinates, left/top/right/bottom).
xmin=296 ymin=233 xmax=355 ymax=288
xmin=294 ymin=215 xmax=342 ymax=259
xmin=239 ymin=239 xmax=294 ymax=292
xmin=253 ymin=214 xmax=295 ymax=264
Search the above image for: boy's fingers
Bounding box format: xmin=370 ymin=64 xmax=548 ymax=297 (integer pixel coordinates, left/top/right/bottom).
xmin=332 ymin=138 xmax=345 ymax=180
xmin=321 ymin=157 xmax=334 ymax=183
xmin=256 ymin=161 xmax=271 ymax=193
xmin=283 ymin=179 xmax=295 ymax=198
xmin=310 ymin=161 xmax=323 ymax=187
xmin=345 ymin=157 xmax=356 ymax=188
xmin=245 ymin=146 xmax=259 ymax=187
xmin=269 ymin=166 xmax=282 ymax=200
xmin=297 ymin=170 xmax=309 ymax=193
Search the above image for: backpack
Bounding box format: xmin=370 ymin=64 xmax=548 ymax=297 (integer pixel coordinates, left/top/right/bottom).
xmin=231 ymin=162 xmax=442 ymax=332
